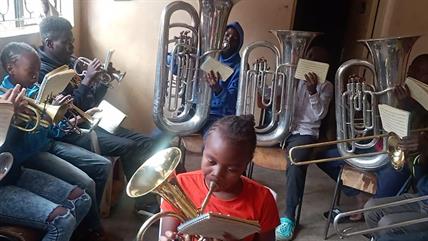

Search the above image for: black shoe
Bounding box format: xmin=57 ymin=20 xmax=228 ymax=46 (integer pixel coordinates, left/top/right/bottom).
xmin=323 ymin=208 xmax=364 ymax=224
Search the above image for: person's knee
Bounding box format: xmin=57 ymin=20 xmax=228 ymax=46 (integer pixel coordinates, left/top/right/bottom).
xmin=68 ymin=187 xmax=92 ymax=208
xmin=46 ymin=207 xmax=76 ymax=236
xmin=47 ymin=207 xmax=69 ymax=222
xmin=68 ymin=187 xmax=84 ymax=200
xmin=378 ymin=215 xmax=395 ymax=227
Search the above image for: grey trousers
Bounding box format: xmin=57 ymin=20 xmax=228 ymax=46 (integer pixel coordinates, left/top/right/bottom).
xmin=364 ymin=193 xmax=428 ymax=241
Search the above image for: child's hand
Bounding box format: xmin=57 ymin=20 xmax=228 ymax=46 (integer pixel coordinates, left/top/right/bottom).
xmin=0 ymin=85 xmax=27 ymax=111
xmin=81 ymin=58 xmax=102 ymax=86
xmin=206 ymin=70 xmax=222 ymax=94
xmin=304 ymin=72 xmax=318 ymax=95
xmin=52 ymin=94 xmax=73 ymax=106
xmin=394 ymin=85 xmax=410 ymax=101
xmin=159 ymin=231 xmax=191 ymax=241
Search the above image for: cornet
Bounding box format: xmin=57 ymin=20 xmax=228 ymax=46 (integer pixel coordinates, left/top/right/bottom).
xmin=73 ymin=49 xmax=126 ymax=86
xmin=126 ymin=147 xmax=216 ymax=241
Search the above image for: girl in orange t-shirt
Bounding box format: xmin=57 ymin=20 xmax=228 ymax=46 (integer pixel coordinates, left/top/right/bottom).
xmin=160 ymin=115 xmax=279 ymax=241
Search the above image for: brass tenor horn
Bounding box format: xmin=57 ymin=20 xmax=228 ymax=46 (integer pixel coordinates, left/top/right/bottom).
xmin=126 ymin=147 xmax=216 ymax=241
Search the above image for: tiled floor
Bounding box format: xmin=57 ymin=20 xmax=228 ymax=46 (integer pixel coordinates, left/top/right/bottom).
xmin=103 ymin=151 xmax=366 ymax=241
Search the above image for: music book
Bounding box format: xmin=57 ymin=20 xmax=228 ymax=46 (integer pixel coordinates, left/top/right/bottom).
xmin=36 ymin=65 xmax=76 ymax=103
xmin=378 ymin=104 xmax=410 ymax=138
xmin=177 ymin=212 xmax=261 ymax=240
xmin=0 ymin=101 xmax=14 ymax=147
xmin=405 ymin=77 xmax=428 ymax=111
xmin=92 ymin=100 xmax=127 ymax=134
xmin=294 ymin=58 xmax=329 ymax=83
xmin=200 ymin=56 xmax=234 ymax=81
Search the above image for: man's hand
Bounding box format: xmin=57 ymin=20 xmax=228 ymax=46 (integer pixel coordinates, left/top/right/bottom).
xmin=398 ymin=135 xmax=420 ymax=152
xmin=52 ymin=94 xmax=73 ymax=106
xmin=394 ymin=85 xmax=411 ymax=101
xmin=206 ymin=70 xmax=222 ymax=94
xmin=347 ymin=74 xmax=365 ymax=83
xmin=304 ymin=72 xmax=318 ymax=95
xmin=81 ymin=58 xmax=102 ymax=86
xmin=159 ymin=231 xmax=191 ymax=241
xmin=0 ymin=84 xmax=27 ymax=111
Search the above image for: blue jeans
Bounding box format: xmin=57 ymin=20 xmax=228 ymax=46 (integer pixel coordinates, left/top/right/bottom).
xmin=25 ymin=141 xmax=111 ymax=229
xmin=0 ymin=168 xmax=91 ymax=241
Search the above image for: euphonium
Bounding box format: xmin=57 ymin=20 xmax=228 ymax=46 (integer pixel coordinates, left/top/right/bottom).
xmin=0 ymin=152 xmax=13 ymax=181
xmin=236 ymin=31 xmax=319 ymax=146
xmin=153 ymin=0 xmax=240 ymax=135
xmin=126 ymin=147 xmax=216 ymax=241
xmin=73 ymin=49 xmax=126 ymax=86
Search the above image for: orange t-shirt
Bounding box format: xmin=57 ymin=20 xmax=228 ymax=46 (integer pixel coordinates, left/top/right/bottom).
xmin=161 ymin=170 xmax=280 ymax=241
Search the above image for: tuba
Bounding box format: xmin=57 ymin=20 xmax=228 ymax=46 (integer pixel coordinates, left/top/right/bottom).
xmin=153 ymin=0 xmax=240 ymax=135
xmin=126 ymin=147 xmax=216 ymax=241
xmin=236 ymin=31 xmax=319 ymax=146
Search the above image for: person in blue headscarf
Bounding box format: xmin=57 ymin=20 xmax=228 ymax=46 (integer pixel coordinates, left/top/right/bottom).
xmin=201 ymin=21 xmax=244 ymax=135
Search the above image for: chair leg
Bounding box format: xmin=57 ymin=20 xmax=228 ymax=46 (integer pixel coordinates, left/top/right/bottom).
xmin=295 ymin=176 xmax=307 ymax=227
xmin=323 ymin=167 xmax=344 ymax=240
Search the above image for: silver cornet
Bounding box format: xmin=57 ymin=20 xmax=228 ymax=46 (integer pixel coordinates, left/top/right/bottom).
xmin=73 ymin=49 xmax=126 ymax=86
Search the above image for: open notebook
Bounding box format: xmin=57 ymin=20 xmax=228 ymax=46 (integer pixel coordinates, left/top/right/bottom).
xmin=177 ymin=212 xmax=261 ymax=240
xmin=0 ymin=101 xmax=14 ymax=147
xmin=36 ymin=65 xmax=76 ymax=103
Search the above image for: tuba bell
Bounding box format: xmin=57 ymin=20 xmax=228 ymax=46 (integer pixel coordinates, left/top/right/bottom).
xmin=126 ymin=147 xmax=216 ymax=241
xmin=236 ymin=31 xmax=319 ymax=146
xmin=152 ymin=0 xmax=240 ymax=135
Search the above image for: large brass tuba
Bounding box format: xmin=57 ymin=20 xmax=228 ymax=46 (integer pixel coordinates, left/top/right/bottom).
xmin=153 ymin=0 xmax=240 ymax=135
xmin=126 ymin=147 xmax=215 ymax=241
xmin=335 ymin=35 xmax=420 ymax=170
xmin=236 ymin=31 xmax=319 ymax=146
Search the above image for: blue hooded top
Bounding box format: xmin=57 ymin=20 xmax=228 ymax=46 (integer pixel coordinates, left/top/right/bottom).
xmin=209 ymin=21 xmax=244 ymax=118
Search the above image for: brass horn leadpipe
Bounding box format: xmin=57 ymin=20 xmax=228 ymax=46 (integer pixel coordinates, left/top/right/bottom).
xmin=333 ymin=194 xmax=428 ymax=238
xmin=289 ymin=128 xmax=428 ymax=169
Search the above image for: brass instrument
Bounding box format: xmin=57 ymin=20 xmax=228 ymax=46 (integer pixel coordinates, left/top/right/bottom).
xmin=289 ymin=128 xmax=428 ymax=170
xmin=0 ymin=152 xmax=13 ymax=181
xmin=126 ymin=147 xmax=216 ymax=241
xmin=333 ymin=195 xmax=428 ymax=238
xmin=153 ymin=0 xmax=240 ymax=135
xmin=73 ymin=49 xmax=126 ymax=86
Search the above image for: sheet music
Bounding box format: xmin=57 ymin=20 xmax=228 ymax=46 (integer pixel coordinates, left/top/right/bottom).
xmin=36 ymin=68 xmax=76 ymax=103
xmin=378 ymin=104 xmax=410 ymax=138
xmin=294 ymin=58 xmax=329 ymax=83
xmin=92 ymin=100 xmax=127 ymax=134
xmin=200 ymin=56 xmax=234 ymax=81
xmin=0 ymin=102 xmax=14 ymax=147
xmin=405 ymin=77 xmax=428 ymax=111
xmin=178 ymin=212 xmax=260 ymax=240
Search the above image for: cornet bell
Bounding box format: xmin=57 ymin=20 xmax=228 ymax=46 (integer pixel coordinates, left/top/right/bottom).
xmin=387 ymin=133 xmax=405 ymax=170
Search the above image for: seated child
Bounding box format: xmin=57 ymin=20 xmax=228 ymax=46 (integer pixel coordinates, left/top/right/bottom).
xmin=160 ymin=115 xmax=279 ymax=241
xmin=0 ymin=85 xmax=91 ymax=241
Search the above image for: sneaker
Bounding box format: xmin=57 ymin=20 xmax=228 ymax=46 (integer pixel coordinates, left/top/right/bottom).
xmin=275 ymin=217 xmax=295 ymax=241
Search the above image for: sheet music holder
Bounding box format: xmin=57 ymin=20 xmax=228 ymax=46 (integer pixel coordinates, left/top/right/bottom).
xmin=294 ymin=58 xmax=329 ymax=83
xmin=378 ymin=104 xmax=411 ymax=138
xmin=92 ymin=100 xmax=127 ymax=134
xmin=177 ymin=212 xmax=261 ymax=240
xmin=405 ymin=77 xmax=428 ymax=111
xmin=36 ymin=65 xmax=75 ymax=103
xmin=200 ymin=56 xmax=234 ymax=81
xmin=0 ymin=101 xmax=14 ymax=147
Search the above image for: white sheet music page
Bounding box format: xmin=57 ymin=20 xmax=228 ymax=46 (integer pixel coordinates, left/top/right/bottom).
xmin=37 ymin=68 xmax=76 ymax=103
xmin=0 ymin=101 xmax=14 ymax=147
xmin=405 ymin=77 xmax=428 ymax=111
xmin=378 ymin=104 xmax=410 ymax=138
xmin=294 ymin=58 xmax=329 ymax=83
xmin=92 ymin=100 xmax=127 ymax=134
xmin=200 ymin=56 xmax=234 ymax=81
